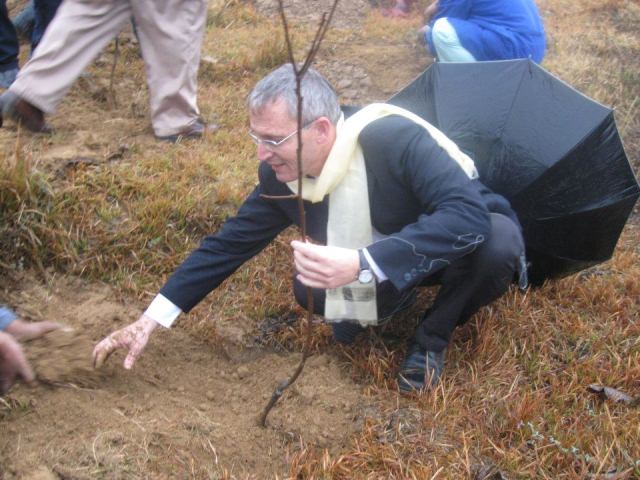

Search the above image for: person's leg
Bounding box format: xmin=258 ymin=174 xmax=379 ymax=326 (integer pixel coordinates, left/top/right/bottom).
xmin=30 ymin=0 xmax=63 ymax=52
xmin=428 ymin=17 xmax=476 ymax=62
xmin=0 ymin=1 xmax=19 ymax=88
xmin=416 ymin=213 xmax=524 ymax=351
xmin=131 ymin=0 xmax=207 ymax=138
xmin=7 ymin=0 xmax=131 ymax=114
xmin=399 ymin=213 xmax=524 ymax=391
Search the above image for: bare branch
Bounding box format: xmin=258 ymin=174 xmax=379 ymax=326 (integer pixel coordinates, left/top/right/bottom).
xmin=278 ymin=1 xmax=297 ymax=72
xmin=109 ymin=36 xmax=120 ymax=109
xmin=300 ymin=1 xmax=339 ymax=76
xmin=258 ymin=0 xmax=339 ymax=428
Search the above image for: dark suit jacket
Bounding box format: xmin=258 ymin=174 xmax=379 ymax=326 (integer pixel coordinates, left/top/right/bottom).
xmin=160 ymin=114 xmax=519 ymax=312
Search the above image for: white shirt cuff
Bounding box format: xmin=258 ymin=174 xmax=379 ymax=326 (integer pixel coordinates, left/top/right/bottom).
xmin=144 ymin=294 xmax=182 ymax=328
xmin=362 ymin=248 xmax=388 ymax=282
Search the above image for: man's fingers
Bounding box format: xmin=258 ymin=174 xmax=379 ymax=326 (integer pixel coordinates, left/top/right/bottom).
xmin=293 ymin=250 xmax=323 ymax=274
xmin=296 ymin=273 xmax=326 ymax=289
xmin=294 ymin=258 xmax=333 ymax=288
xmin=123 ymin=351 xmax=138 ymax=370
xmin=124 ymin=330 xmax=152 ymax=370
xmin=92 ymin=318 xmax=155 ymax=370
xmin=293 ymin=247 xmax=330 ymax=274
xmin=92 ymin=337 xmax=117 ymax=369
xmin=92 ymin=347 xmax=108 ymax=369
xmin=291 ymin=240 xmax=323 ymax=260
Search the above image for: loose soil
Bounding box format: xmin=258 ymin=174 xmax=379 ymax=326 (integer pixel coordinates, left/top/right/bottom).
xmin=1 ymin=274 xmax=382 ymax=479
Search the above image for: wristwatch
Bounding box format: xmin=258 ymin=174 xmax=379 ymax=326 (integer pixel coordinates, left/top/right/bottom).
xmin=357 ymin=249 xmax=375 ymax=284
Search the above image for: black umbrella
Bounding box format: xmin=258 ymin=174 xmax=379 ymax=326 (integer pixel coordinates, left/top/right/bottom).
xmin=389 ymin=59 xmax=639 ymax=285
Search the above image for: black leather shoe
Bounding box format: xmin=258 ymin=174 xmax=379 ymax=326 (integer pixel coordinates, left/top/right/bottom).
xmin=0 ymin=91 xmax=52 ymax=133
xmin=397 ymin=343 xmax=445 ymax=392
xmin=156 ymin=119 xmax=219 ymax=143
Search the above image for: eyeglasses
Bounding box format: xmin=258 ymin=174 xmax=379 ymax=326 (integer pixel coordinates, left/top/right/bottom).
xmin=248 ymin=120 xmax=315 ymax=149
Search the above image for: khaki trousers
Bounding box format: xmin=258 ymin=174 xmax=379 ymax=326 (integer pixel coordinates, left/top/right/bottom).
xmin=9 ymin=0 xmax=207 ymax=137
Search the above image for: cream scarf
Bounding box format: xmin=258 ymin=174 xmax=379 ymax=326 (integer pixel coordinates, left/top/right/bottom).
xmin=288 ymin=103 xmax=478 ymax=325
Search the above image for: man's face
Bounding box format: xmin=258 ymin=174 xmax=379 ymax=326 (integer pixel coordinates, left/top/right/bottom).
xmin=249 ymin=98 xmax=317 ymax=183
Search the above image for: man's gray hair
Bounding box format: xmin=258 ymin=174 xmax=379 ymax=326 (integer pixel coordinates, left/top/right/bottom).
xmin=248 ymin=64 xmax=341 ymax=125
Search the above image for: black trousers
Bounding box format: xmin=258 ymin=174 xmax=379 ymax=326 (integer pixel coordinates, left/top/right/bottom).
xmin=293 ymin=213 xmax=525 ymax=352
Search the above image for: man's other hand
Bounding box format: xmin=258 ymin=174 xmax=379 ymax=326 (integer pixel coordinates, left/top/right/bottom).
xmin=0 ymin=331 xmax=35 ymax=395
xmin=291 ymin=240 xmax=360 ymax=289
xmin=92 ymin=314 xmax=158 ymax=370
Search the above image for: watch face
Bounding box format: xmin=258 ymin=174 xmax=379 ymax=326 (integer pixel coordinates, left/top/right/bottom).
xmin=358 ymin=269 xmax=374 ymax=284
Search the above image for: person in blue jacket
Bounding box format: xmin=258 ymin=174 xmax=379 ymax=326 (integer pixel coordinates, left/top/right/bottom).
xmin=418 ymin=0 xmax=546 ymax=63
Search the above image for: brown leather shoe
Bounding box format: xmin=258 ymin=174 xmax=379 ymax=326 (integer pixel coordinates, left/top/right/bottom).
xmin=156 ymin=118 xmax=220 ymax=143
xmin=0 ymin=91 xmax=52 ymax=133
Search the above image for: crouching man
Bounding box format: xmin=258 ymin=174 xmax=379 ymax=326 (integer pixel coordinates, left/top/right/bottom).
xmin=93 ymin=64 xmax=524 ymax=392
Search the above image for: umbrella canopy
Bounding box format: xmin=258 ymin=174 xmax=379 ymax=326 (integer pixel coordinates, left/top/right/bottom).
xmin=389 ymin=59 xmax=639 ymax=285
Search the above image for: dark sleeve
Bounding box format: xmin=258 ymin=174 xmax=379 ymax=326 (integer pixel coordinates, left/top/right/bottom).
xmin=362 ymin=116 xmax=491 ymax=292
xmin=159 ymin=168 xmax=292 ymax=312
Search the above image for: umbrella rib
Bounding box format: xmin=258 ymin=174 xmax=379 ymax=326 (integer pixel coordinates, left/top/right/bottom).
xmin=494 ymin=61 xmax=530 ymax=143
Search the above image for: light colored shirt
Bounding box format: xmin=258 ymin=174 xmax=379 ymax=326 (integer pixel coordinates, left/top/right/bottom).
xmin=144 ymin=247 xmax=387 ymax=328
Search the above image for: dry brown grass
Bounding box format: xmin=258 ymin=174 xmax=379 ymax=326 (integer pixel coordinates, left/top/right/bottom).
xmin=1 ymin=0 xmax=639 ymax=478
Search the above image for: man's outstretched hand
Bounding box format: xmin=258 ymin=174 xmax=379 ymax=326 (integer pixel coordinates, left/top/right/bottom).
xmin=92 ymin=314 xmax=158 ymax=370
xmin=0 ymin=331 xmax=35 ymax=395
